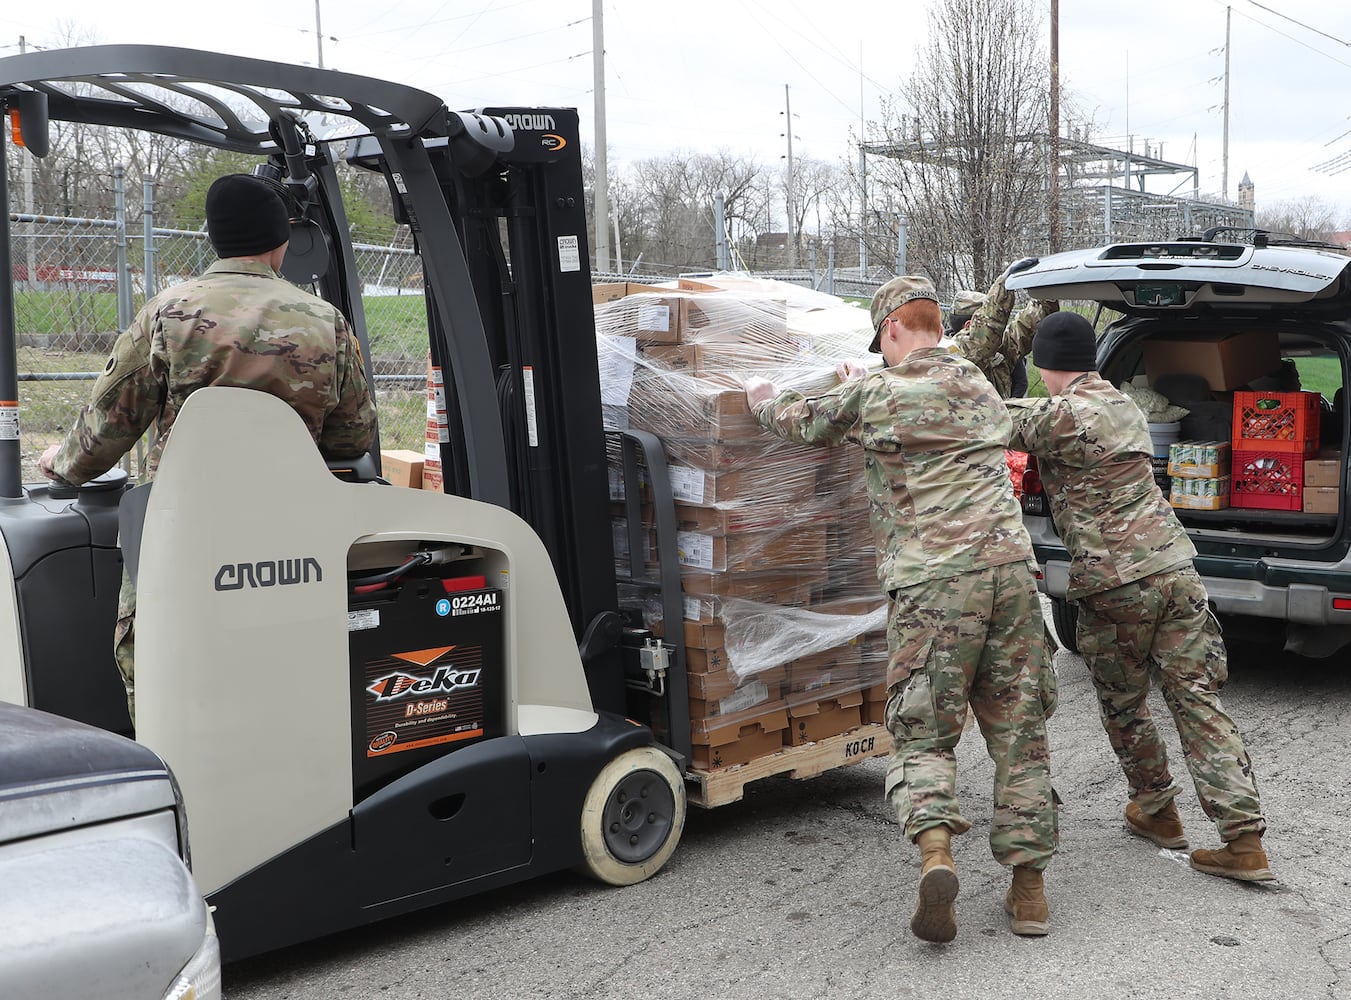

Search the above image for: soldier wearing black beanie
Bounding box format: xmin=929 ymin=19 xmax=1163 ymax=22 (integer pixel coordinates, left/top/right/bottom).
xmin=1031 ymin=311 xmax=1098 ymax=373
xmin=205 ymin=174 xmax=292 ymax=259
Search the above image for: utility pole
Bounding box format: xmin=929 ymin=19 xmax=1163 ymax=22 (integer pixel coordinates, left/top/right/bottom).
xmin=314 ymin=1 xmax=325 ymax=69
xmin=858 ymin=44 xmax=867 ymax=277
xmin=1222 ymin=5 xmax=1231 ymax=201
xmin=782 ymin=85 xmax=796 ymax=268
xmin=592 ymin=0 xmax=611 ymax=273
xmin=1049 ymin=1 xmax=1061 ymax=253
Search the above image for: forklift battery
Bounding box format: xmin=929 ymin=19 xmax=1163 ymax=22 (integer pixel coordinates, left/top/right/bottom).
xmin=348 ymin=576 xmax=505 ymax=802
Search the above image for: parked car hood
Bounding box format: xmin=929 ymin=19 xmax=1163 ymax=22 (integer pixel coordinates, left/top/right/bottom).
xmin=0 ymin=703 xmax=175 ymax=843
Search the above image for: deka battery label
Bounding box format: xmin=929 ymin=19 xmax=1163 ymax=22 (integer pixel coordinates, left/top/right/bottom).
xmin=358 ymin=589 xmax=502 ymax=758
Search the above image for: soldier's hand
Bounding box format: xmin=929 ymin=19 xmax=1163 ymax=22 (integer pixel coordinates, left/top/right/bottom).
xmin=835 ymin=359 xmax=869 ymax=383
xmin=37 ymin=444 xmax=61 ymax=481
xmin=1003 ymin=257 xmax=1040 ymax=280
xmin=743 ymin=376 xmax=778 ymax=410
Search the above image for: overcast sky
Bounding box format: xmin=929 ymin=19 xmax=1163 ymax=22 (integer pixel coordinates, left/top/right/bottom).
xmin=3 ymin=0 xmax=1349 ymax=223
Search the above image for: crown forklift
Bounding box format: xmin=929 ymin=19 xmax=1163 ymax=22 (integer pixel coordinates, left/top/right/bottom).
xmin=0 ymin=45 xmax=692 ymax=961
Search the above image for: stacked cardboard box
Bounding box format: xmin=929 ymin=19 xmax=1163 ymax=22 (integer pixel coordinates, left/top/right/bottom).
xmin=1304 ymin=448 xmax=1343 ymax=514
xmin=595 ymin=277 xmax=889 ymax=770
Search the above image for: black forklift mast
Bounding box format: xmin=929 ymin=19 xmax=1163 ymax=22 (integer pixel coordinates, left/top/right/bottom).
xmin=0 ymin=46 xmax=687 ymax=749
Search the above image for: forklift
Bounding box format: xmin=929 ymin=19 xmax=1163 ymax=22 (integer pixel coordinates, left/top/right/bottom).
xmin=0 ymin=45 xmax=694 ymax=961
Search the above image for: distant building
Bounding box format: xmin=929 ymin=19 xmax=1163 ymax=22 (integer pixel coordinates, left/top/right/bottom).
xmin=1239 ymin=172 xmax=1255 ymax=214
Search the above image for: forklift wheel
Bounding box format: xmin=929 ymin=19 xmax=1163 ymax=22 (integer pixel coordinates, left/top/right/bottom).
xmin=578 ymin=746 xmax=686 ymax=886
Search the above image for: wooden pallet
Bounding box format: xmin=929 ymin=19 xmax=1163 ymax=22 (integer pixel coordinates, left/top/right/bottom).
xmin=685 ymin=723 xmax=891 ymax=808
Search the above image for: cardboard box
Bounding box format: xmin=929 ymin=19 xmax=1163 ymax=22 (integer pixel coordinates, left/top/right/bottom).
xmin=690 ymin=707 xmax=790 ymax=771
xmin=674 ymin=500 xmax=798 ymax=536
xmin=1168 ymin=492 xmax=1230 ymax=511
xmin=675 ymin=526 xmax=828 ymax=573
xmin=689 ymin=676 xmax=783 ymax=721
xmin=663 ymin=439 xmax=826 ymax=472
xmin=684 ymin=620 xmax=727 ymax=649
xmin=679 ymin=569 xmax=822 ymax=606
xmin=627 ymin=381 xmax=764 ymax=441
xmin=1304 ymin=486 xmax=1339 ymax=514
xmin=1143 ymin=330 xmax=1280 ymax=392
xmin=662 ymin=461 xmax=817 ymax=505
xmin=679 ymin=293 xmax=790 ymax=345
xmin=862 ymin=682 xmax=890 ymax=727
xmin=785 ymin=642 xmax=863 ymax=695
xmin=641 ymin=342 xmax=800 ymax=374
xmin=688 ymin=664 xmax=785 ymax=699
xmin=592 ymin=281 xmax=674 ymax=304
xmin=380 ymin=449 xmax=425 ymax=489
xmin=1304 ymin=450 xmax=1343 ymax=488
xmin=593 ymin=283 xmax=682 ymax=344
xmin=785 ymin=690 xmax=864 ymax=746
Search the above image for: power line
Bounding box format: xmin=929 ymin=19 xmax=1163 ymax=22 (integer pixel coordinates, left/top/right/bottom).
xmin=1217 ymin=0 xmax=1351 ymax=70
xmin=1241 ymin=0 xmax=1350 ymax=49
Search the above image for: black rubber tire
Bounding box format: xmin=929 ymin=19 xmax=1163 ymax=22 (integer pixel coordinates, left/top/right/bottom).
xmin=578 ymin=746 xmax=686 ymax=886
xmin=1050 ymin=596 xmax=1079 ymax=654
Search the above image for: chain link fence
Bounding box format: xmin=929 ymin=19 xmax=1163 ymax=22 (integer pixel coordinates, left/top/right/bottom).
xmin=11 ymin=203 xmax=884 ymax=485
xmin=9 ymin=206 xmax=432 ymax=481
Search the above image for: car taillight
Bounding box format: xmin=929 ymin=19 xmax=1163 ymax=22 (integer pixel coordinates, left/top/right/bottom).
xmin=1021 ymin=454 xmax=1043 ymax=496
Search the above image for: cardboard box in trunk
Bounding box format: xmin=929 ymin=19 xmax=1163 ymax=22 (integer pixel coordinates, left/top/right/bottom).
xmin=1303 ymin=486 xmax=1339 ymax=514
xmin=1304 ymin=450 xmax=1343 ymax=488
xmin=1143 ymin=331 xmax=1280 ymax=392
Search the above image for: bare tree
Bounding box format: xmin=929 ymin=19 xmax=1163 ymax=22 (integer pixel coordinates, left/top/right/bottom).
xmin=1255 ymin=196 xmax=1340 ymax=243
xmin=861 ymin=0 xmax=1051 ymax=295
xmin=622 ymin=151 xmax=766 ymax=273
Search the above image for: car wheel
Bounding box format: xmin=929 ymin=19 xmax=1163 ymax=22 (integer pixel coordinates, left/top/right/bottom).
xmin=1050 ymin=596 xmax=1079 ymax=654
xmin=578 ymin=746 xmax=686 ymax=886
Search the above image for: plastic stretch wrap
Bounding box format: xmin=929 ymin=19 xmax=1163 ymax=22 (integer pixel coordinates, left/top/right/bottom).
xmin=596 ymin=275 xmax=892 ymax=766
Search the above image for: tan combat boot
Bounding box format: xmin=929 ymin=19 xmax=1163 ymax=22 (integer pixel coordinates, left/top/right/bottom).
xmin=910 ymin=827 xmax=959 ymax=943
xmin=1189 ymin=832 xmax=1275 ymax=882
xmin=1125 ymin=800 xmax=1189 ymax=849
xmin=1004 ymin=866 xmax=1050 ymax=936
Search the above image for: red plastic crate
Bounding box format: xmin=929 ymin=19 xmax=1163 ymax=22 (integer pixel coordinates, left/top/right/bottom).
xmin=1230 ymin=449 xmax=1305 ymax=511
xmin=1231 ymin=390 xmax=1321 ymax=456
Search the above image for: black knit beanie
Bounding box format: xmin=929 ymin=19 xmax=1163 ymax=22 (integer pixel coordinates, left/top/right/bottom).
xmin=1032 ymin=312 xmax=1098 ymax=372
xmin=205 ymin=174 xmax=291 ymax=259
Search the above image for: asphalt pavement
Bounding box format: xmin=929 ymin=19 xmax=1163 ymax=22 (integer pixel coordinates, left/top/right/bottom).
xmin=224 ymin=623 xmax=1351 ymax=1000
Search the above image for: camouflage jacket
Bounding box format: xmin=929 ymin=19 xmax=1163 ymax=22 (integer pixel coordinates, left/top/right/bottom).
xmin=52 ymin=259 xmax=377 ymax=485
xmin=754 ymin=347 xmax=1035 ymax=592
xmin=1006 ymin=374 xmax=1196 ymax=599
xmin=951 ymin=274 xmax=1058 ymax=398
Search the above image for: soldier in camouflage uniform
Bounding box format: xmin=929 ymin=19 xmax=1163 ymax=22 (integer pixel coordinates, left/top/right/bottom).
xmin=743 ymin=275 xmax=1057 ymax=943
xmin=948 ymin=271 xmax=1061 ymax=663
xmin=961 ymin=303 xmax=1272 ymax=882
xmin=39 ymin=174 xmax=377 ymax=723
xmin=947 ymin=288 xmax=1032 ymax=397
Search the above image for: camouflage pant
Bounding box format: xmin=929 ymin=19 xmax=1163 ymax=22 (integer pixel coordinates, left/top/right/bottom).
xmin=1075 ymin=565 xmax=1265 ymax=840
xmin=115 ymin=568 xmax=136 ymax=727
xmin=883 ymin=562 xmax=1057 ymax=870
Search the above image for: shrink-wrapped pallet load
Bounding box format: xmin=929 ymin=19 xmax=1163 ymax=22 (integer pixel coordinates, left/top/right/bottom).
xmin=596 ymin=276 xmax=890 ymax=770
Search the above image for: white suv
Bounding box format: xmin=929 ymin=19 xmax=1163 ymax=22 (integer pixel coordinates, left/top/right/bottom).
xmin=1008 ymin=235 xmax=1351 ymax=659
